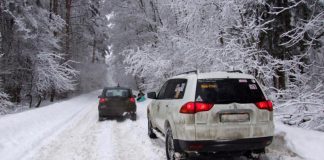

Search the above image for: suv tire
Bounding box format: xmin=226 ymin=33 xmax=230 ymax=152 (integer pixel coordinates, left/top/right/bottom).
xmin=148 ymin=118 xmax=157 ymax=138
xmin=166 ymin=128 xmax=187 ymax=160
xmin=245 ymin=150 xmax=268 ymax=160
xmin=166 ymin=128 xmax=175 ymax=160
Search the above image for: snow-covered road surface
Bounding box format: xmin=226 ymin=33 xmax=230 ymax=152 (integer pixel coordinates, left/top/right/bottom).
xmin=0 ymin=91 xmax=323 ymax=160
xmin=0 ymin=91 xmax=165 ymax=160
xmin=27 ymin=96 xmax=165 ymax=160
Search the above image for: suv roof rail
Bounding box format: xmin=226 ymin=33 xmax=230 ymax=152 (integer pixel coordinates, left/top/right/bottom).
xmin=176 ymin=70 xmax=199 ymax=76
xmin=227 ymin=70 xmax=243 ymax=73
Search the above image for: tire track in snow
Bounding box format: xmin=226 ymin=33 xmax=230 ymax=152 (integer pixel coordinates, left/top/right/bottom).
xmin=23 ymin=93 xmax=165 ymax=160
xmin=28 ymin=99 xmax=100 ymax=160
xmin=106 ymin=101 xmax=166 ymax=160
xmin=96 ymin=120 xmax=116 ymax=160
xmin=266 ymin=132 xmax=303 ymax=160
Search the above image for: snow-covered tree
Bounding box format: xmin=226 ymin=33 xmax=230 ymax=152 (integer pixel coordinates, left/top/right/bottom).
xmin=271 ymin=0 xmax=324 ymax=130
xmin=0 ymin=73 xmax=12 ymax=114
xmin=0 ymin=90 xmax=12 ymax=115
xmin=0 ymin=0 xmax=110 ymax=111
xmin=107 ymin=0 xmax=324 ymax=130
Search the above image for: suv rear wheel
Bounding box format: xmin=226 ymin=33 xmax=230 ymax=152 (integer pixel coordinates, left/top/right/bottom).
xmin=166 ymin=128 xmax=187 ymax=160
xmin=148 ymin=118 xmax=157 ymax=138
xmin=166 ymin=128 xmax=175 ymax=160
xmin=245 ymin=150 xmax=268 ymax=160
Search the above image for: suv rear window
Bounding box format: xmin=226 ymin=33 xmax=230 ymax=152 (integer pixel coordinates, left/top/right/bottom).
xmin=195 ymin=79 xmax=265 ymax=104
xmin=105 ymin=89 xmax=129 ymax=97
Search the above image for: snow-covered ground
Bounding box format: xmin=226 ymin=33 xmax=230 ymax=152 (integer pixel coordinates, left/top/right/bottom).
xmin=0 ymin=91 xmax=323 ymax=160
xmin=273 ymin=123 xmax=324 ymax=160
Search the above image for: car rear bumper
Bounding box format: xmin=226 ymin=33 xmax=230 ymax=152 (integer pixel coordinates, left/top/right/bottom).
xmin=173 ymin=136 xmax=273 ymax=152
xmin=98 ymin=106 xmax=136 ymax=117
xmin=99 ymin=110 xmax=125 ymax=116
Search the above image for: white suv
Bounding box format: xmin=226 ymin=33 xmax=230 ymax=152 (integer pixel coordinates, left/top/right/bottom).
xmin=147 ymin=71 xmax=274 ymax=159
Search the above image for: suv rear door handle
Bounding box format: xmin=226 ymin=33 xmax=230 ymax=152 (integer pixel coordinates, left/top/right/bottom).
xmin=166 ymin=105 xmax=169 ymax=107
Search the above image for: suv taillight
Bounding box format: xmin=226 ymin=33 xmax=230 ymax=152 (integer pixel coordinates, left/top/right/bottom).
xmin=99 ymin=98 xmax=106 ymax=103
xmin=255 ymin=100 xmax=273 ymax=111
xmin=180 ymin=102 xmax=214 ymax=114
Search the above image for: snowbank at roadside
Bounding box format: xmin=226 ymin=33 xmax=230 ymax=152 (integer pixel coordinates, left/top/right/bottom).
xmin=275 ymin=122 xmax=324 ymax=160
xmin=0 ymin=91 xmax=100 ymax=160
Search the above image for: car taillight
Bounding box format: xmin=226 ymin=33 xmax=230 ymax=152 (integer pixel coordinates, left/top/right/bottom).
xmin=180 ymin=102 xmax=214 ymax=114
xmin=129 ymin=97 xmax=135 ymax=103
xmin=255 ymin=100 xmax=273 ymax=111
xmin=99 ymin=98 xmax=106 ymax=103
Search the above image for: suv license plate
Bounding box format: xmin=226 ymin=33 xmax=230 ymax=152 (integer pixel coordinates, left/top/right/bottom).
xmin=220 ymin=113 xmax=249 ymax=122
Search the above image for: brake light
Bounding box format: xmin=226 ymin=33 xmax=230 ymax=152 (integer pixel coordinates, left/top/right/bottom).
xmin=180 ymin=102 xmax=214 ymax=114
xmin=255 ymin=100 xmax=273 ymax=111
xmin=129 ymin=97 xmax=135 ymax=103
xmin=99 ymin=98 xmax=106 ymax=103
xmin=195 ymin=102 xmax=214 ymax=112
xmin=180 ymin=102 xmax=195 ymax=114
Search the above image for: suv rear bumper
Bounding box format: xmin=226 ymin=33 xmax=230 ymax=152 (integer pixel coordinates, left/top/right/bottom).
xmin=173 ymin=136 xmax=273 ymax=152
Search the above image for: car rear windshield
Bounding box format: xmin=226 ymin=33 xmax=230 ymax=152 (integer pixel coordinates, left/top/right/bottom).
xmin=195 ymin=79 xmax=266 ymax=104
xmin=105 ymin=89 xmax=129 ymax=97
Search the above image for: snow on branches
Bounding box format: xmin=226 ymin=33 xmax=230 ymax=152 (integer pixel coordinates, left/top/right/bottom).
xmin=0 ymin=91 xmax=12 ymax=115
xmin=109 ymin=0 xmax=324 ymax=130
xmin=0 ymin=1 xmax=78 ymax=109
xmin=34 ymin=52 xmax=78 ymax=94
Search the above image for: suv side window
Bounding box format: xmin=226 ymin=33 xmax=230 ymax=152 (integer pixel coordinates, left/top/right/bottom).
xmin=157 ymin=81 xmax=169 ymax=99
xmin=164 ymin=79 xmax=187 ymax=99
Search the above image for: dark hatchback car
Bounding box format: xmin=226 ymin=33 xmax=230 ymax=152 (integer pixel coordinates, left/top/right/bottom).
xmin=98 ymin=87 xmax=137 ymax=121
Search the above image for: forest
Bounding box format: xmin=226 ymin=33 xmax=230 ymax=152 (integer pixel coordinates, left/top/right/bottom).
xmin=1 ymin=0 xmax=324 ymax=131
xmin=0 ymin=0 xmax=110 ymax=112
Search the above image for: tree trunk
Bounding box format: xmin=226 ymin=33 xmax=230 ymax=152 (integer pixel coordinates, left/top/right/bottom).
xmin=35 ymin=95 xmax=42 ymax=108
xmin=275 ymin=66 xmax=286 ymax=90
xmin=26 ymin=94 xmax=33 ymax=108
xmin=92 ymin=36 xmax=96 ymax=63
xmin=49 ymin=0 xmax=53 ymax=20
xmin=53 ymin=0 xmax=58 ymax=15
xmin=36 ymin=0 xmax=42 ymax=7
xmin=260 ymin=0 xmax=292 ymax=90
xmin=50 ymin=88 xmax=55 ymax=102
xmin=65 ymin=0 xmax=72 ymax=59
xmin=48 ymin=0 xmax=59 ymax=102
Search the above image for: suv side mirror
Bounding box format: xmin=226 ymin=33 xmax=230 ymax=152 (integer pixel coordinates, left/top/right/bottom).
xmin=147 ymin=92 xmax=156 ymax=99
xmin=98 ymin=95 xmax=103 ymax=98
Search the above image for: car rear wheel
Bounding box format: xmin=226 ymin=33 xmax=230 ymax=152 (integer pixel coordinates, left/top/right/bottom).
xmin=130 ymin=113 xmax=137 ymax=121
xmin=148 ymin=118 xmax=157 ymax=138
xmin=98 ymin=116 xmax=104 ymax=122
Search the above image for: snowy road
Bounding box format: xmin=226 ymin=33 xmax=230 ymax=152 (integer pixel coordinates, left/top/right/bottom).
xmin=0 ymin=91 xmax=323 ymax=160
xmin=18 ymin=91 xmax=166 ymax=160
